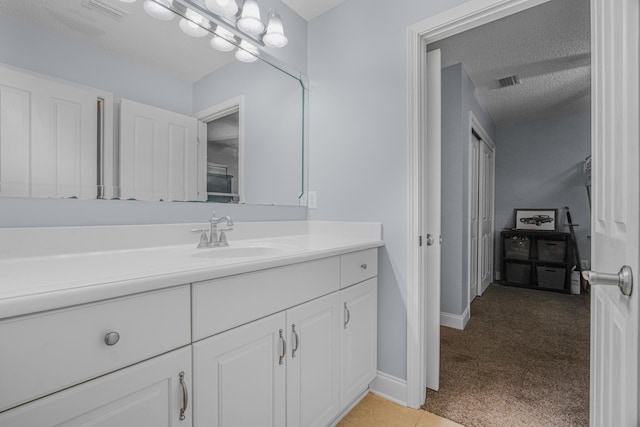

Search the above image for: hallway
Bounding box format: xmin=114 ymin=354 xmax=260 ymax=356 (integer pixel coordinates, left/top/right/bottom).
xmin=425 ymin=284 xmax=590 ymax=426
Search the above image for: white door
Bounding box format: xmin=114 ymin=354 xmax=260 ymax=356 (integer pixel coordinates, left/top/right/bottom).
xmin=0 ymin=65 xmax=109 ymax=199
xmin=588 ymin=0 xmax=639 ymax=424
xmin=469 ymin=133 xmax=480 ymax=301
xmin=120 ymin=99 xmax=200 ymax=202
xmin=286 ymin=293 xmax=341 ymax=427
xmin=340 ymin=278 xmax=378 ymax=408
xmin=424 ymin=48 xmax=442 ymax=392
xmin=193 ymin=312 xmax=286 ymax=427
xmin=478 ymin=142 xmax=494 ymax=296
xmin=0 ymin=347 xmax=192 ymax=427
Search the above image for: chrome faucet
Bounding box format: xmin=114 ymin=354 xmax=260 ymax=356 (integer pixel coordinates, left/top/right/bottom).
xmin=209 ymin=212 xmax=234 ymax=247
xmin=191 ymin=211 xmax=233 ymax=248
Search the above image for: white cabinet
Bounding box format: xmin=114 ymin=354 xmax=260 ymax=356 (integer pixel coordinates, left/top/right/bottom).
xmin=340 ymin=278 xmax=378 ymax=408
xmin=193 ymin=292 xmax=342 ymax=427
xmin=0 ymin=249 xmax=379 ymax=427
xmin=0 ymin=346 xmax=192 ymax=427
xmin=193 ymin=312 xmax=286 ymax=427
xmin=0 ymin=285 xmax=191 ymax=412
xmin=286 ymin=292 xmax=341 ymax=427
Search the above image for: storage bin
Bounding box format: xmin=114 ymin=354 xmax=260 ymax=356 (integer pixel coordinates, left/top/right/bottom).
xmin=536 ymin=266 xmax=567 ymax=290
xmin=505 ymin=262 xmax=531 ymax=285
xmin=503 ymin=235 xmax=531 ymax=260
xmin=537 ymin=239 xmax=567 ymax=262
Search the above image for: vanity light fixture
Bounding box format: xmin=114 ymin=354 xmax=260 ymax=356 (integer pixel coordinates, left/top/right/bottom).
xmin=139 ymin=0 xmax=288 ymax=63
xmin=210 ymin=26 xmax=237 ymax=52
xmin=142 ymin=0 xmax=174 ymax=20
xmin=179 ymin=8 xmax=210 ymax=37
xmin=236 ymin=0 xmax=264 ymax=35
xmin=263 ymin=9 xmax=287 ymax=48
xmin=235 ymin=40 xmax=259 ymax=62
xmin=204 ymin=0 xmax=238 ymax=17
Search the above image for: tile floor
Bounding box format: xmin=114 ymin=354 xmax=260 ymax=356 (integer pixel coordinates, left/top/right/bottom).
xmin=338 ymin=393 xmax=464 ymax=427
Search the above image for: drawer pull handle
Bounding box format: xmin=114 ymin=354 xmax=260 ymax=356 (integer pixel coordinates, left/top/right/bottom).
xmin=279 ymin=329 xmax=287 ymax=365
xmin=291 ymin=324 xmax=300 ymax=358
xmin=179 ymin=371 xmax=188 ymax=421
xmin=344 ymin=302 xmax=351 ymax=329
xmin=104 ymin=332 xmax=120 ymax=346
xmin=361 ymin=263 xmax=368 ymax=270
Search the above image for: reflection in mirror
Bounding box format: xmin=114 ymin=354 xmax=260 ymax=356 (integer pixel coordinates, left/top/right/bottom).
xmin=207 ymin=110 xmax=240 ymax=203
xmin=0 ymin=0 xmax=307 ymax=207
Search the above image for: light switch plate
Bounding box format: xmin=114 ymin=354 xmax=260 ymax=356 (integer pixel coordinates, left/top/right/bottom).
xmin=308 ymin=191 xmax=317 ymax=209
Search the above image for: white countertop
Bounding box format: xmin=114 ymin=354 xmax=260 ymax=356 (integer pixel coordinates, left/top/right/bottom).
xmin=0 ymin=222 xmax=383 ymax=320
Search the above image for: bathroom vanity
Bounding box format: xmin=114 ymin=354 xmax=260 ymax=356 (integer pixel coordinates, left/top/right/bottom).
xmin=0 ymin=221 xmax=382 ymax=427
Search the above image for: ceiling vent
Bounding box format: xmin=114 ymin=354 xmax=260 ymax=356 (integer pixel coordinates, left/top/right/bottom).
xmin=82 ymin=0 xmax=128 ymax=20
xmin=497 ymin=75 xmax=520 ymax=88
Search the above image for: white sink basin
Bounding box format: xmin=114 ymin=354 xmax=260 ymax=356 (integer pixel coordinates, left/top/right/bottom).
xmin=191 ymin=244 xmax=288 ymax=259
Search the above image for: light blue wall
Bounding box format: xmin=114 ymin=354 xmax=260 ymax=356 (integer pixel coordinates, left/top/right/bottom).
xmin=440 ymin=63 xmax=496 ymax=316
xmin=495 ymin=112 xmax=591 ymax=275
xmin=307 ymin=0 xmax=467 ymax=381
xmin=0 ymin=16 xmax=193 ymax=115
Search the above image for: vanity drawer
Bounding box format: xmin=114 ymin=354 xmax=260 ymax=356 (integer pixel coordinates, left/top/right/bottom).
xmin=0 ymin=285 xmax=191 ymax=412
xmin=340 ymin=248 xmax=378 ymax=288
xmin=192 ymin=257 xmax=340 ymax=340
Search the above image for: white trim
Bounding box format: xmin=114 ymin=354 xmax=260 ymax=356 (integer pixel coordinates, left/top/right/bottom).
xmin=406 ymin=0 xmax=553 ymax=410
xmin=440 ymin=307 xmax=470 ymax=331
xmin=194 ymin=95 xmax=246 ymax=204
xmin=370 ymin=371 xmax=408 ymax=407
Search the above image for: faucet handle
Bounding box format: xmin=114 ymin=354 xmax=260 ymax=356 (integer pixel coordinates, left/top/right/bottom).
xmin=210 ymin=211 xmax=218 ymax=221
xmin=191 ymin=228 xmax=210 ymax=248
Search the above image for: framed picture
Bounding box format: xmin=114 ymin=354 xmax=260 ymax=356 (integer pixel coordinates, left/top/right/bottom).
xmin=515 ymin=208 xmax=558 ymax=231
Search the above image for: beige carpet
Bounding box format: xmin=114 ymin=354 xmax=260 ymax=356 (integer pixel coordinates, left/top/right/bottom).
xmin=424 ymin=284 xmax=590 ymax=427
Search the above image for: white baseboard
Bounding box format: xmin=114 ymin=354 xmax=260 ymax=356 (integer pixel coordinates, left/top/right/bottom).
xmin=440 ymin=306 xmax=470 ymax=330
xmin=370 ymin=371 xmax=408 ymax=406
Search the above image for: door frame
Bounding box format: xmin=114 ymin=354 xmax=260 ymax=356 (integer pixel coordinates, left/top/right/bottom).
xmin=406 ymin=0 xmax=551 ymax=409
xmin=467 ymin=112 xmax=496 ymax=307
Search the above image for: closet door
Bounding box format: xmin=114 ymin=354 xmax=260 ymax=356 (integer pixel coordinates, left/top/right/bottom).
xmin=0 ymin=65 xmax=111 ymax=199
xmin=120 ymin=99 xmax=200 ymax=202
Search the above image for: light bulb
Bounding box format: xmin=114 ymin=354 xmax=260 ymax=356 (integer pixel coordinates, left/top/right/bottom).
xmin=179 ymin=9 xmax=210 ymax=38
xmin=237 ymin=0 xmax=264 ymax=35
xmin=143 ymin=0 xmax=174 ymax=21
xmin=235 ymin=40 xmax=258 ymax=63
xmin=204 ymin=0 xmax=238 ymax=17
xmin=210 ymin=26 xmax=236 ymax=52
xmin=263 ymin=9 xmax=287 ymax=48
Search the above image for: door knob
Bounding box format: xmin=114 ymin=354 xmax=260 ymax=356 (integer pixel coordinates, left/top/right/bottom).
xmin=582 ymin=265 xmax=633 ymax=296
xmin=426 ymin=234 xmax=435 ymax=246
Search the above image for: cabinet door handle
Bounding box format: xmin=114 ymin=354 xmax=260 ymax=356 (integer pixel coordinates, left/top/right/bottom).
xmin=344 ymin=302 xmax=351 ymax=329
xmin=291 ymin=324 xmax=299 ymax=358
xmin=179 ymin=371 xmax=188 ymax=421
xmin=361 ymin=263 xmax=368 ymax=270
xmin=279 ymin=329 xmax=287 ymax=365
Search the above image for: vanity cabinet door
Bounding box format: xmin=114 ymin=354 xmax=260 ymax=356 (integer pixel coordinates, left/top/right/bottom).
xmin=193 ymin=312 xmax=286 ymax=427
xmin=340 ymin=278 xmax=378 ymax=408
xmin=286 ymin=292 xmax=341 ymax=427
xmin=0 ymin=347 xmax=192 ymax=427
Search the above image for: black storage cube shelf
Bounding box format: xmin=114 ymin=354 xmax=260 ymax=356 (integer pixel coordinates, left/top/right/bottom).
xmin=501 ymin=230 xmax=572 ymax=293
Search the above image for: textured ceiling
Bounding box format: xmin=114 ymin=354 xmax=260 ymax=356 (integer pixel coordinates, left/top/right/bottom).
xmin=429 ymin=0 xmax=591 ymax=126
xmin=280 ymin=0 xmax=346 ymax=21
xmin=0 ymin=0 xmax=237 ymax=83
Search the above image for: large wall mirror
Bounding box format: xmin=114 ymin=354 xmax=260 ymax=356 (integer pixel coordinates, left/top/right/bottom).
xmin=0 ymin=0 xmax=307 ymax=207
